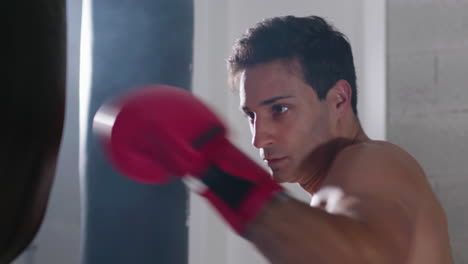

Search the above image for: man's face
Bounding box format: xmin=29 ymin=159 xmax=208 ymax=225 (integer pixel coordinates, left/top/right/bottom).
xmin=239 ymin=60 xmax=333 ymax=183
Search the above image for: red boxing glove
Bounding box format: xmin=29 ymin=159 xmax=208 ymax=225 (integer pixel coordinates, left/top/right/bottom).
xmin=93 ymin=84 xmax=284 ymax=233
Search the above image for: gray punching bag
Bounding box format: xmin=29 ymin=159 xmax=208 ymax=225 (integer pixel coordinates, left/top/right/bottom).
xmin=82 ymin=1 xmax=192 ymax=263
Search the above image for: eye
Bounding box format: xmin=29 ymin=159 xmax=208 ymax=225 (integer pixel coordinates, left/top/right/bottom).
xmin=243 ymin=110 xmax=255 ymax=121
xmin=272 ymin=104 xmax=289 ymax=116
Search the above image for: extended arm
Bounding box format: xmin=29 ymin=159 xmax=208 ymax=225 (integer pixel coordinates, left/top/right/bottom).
xmin=95 ymin=86 xmax=414 ymax=264
xmin=245 ymin=190 xmax=410 ymax=264
xmin=244 ymin=146 xmax=415 ymax=264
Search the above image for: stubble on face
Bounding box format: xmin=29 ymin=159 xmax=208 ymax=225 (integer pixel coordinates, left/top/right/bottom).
xmin=239 ymin=60 xmax=334 ymax=185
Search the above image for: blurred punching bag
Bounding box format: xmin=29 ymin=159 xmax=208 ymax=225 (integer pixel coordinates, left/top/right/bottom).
xmin=2 ymin=1 xmax=66 ymax=263
xmin=81 ymin=1 xmax=193 ymax=263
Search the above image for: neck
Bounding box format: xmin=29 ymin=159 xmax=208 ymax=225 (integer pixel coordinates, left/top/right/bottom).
xmin=296 ymin=137 xmax=358 ymax=194
xmin=298 ymin=115 xmax=368 ymax=195
xmin=339 ymin=112 xmax=369 ymax=143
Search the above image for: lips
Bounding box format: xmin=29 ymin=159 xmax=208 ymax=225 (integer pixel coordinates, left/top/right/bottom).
xmin=264 ymin=157 xmax=288 ymax=168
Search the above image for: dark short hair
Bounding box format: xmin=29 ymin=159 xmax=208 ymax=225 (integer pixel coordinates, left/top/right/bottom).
xmin=228 ymin=15 xmax=358 ymax=114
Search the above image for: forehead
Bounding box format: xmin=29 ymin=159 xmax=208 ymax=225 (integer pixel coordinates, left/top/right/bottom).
xmin=239 ymin=60 xmax=312 ymax=107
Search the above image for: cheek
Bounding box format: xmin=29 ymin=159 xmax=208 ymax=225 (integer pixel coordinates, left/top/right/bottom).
xmin=280 ymin=115 xmax=313 ymax=147
xmin=296 ymin=113 xmax=321 ymax=139
xmin=288 ymin=114 xmax=325 ymax=153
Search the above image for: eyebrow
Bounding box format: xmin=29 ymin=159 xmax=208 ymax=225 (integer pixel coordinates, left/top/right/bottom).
xmin=241 ymin=95 xmax=295 ymax=112
xmin=260 ymin=95 xmax=294 ymax=106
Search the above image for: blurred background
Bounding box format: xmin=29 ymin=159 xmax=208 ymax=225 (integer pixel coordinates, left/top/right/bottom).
xmin=13 ymin=0 xmax=467 ymax=263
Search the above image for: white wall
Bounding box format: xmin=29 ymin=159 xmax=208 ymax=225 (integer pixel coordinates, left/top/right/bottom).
xmin=190 ymin=1 xmax=386 ymax=263
xmin=387 ymin=1 xmax=468 ymax=263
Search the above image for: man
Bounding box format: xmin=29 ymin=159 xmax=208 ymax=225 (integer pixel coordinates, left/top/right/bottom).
xmin=93 ymin=14 xmax=454 ymax=264
xmin=226 ymin=15 xmax=453 ymax=263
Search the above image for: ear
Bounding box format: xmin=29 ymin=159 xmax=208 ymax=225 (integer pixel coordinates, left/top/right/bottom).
xmin=326 ymin=80 xmax=352 ymax=116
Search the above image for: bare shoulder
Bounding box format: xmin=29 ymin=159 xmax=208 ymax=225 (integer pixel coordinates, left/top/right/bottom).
xmin=314 ymin=140 xmax=440 ymax=232
xmin=323 ymin=140 xmax=433 ymax=200
xmin=311 ymin=141 xmax=452 ymax=264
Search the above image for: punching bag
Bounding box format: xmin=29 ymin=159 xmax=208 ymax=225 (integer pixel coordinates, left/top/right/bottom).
xmin=2 ymin=1 xmax=66 ymax=263
xmin=81 ymin=1 xmax=193 ymax=263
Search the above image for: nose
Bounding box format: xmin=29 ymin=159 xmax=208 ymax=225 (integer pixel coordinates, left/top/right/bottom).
xmin=251 ymin=118 xmax=274 ymax=149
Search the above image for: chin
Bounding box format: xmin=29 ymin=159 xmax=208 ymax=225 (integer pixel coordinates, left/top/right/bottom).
xmin=271 ymin=169 xmax=291 ymax=183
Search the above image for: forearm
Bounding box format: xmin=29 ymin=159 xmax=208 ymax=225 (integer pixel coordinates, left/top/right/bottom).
xmin=243 ymin=192 xmax=388 ymax=264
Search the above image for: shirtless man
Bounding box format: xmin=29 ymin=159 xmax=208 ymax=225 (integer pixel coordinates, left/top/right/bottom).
xmin=94 ymin=15 xmax=454 ymax=264
xmin=227 ymin=15 xmax=454 ymax=264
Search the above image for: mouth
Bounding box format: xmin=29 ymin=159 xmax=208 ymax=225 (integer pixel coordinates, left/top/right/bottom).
xmin=264 ymin=157 xmax=288 ymax=168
